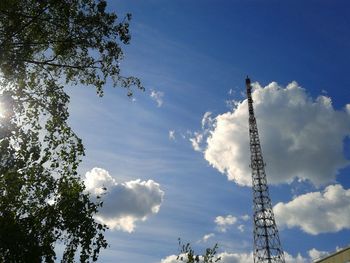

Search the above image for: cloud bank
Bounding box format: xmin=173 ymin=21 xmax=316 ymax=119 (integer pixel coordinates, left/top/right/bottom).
xmin=274 ymin=184 xmax=350 ymax=235
xmin=84 ymin=167 xmax=164 ymax=232
xmin=161 ymin=250 xmax=317 ymax=263
xmin=194 ymin=81 xmax=350 ymax=186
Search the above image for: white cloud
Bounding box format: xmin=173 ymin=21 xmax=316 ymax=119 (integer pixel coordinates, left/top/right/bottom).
xmin=85 ymin=167 xmax=115 ymax=195
xmin=228 ymin=88 xmax=235 ymax=96
xmin=215 ymin=215 xmax=237 ymax=232
xmin=225 ymin=99 xmax=241 ymax=110
xmin=199 ymin=233 xmax=215 ymax=243
xmin=190 ymin=132 xmax=204 ymax=152
xmin=161 ymin=251 xmax=309 ymax=263
xmin=346 ymin=104 xmax=350 ymax=115
xmin=150 ymin=89 xmax=164 ymax=107
xmin=237 ymin=225 xmax=245 ymax=232
xmin=284 ymin=252 xmax=308 ymax=263
xmin=274 ymin=184 xmax=350 ymax=235
xmin=169 ymin=130 xmax=176 ymax=140
xmin=160 ymin=255 xmax=179 ymax=263
xmin=160 ymin=252 xmax=252 ymax=263
xmin=219 ymin=251 xmax=310 ymax=263
xmin=199 ymin=81 xmax=350 ymax=186
xmin=308 ymin=248 xmax=328 ymax=260
xmin=241 ymin=214 xmax=249 ymax=221
xmin=217 ymin=252 xmax=253 ymax=263
xmin=201 ymin=111 xmax=213 ymax=129
xmin=84 ymin=167 xmax=164 ymax=232
xmin=335 ymin=245 xmax=349 ymax=252
xmin=189 ymin=112 xmax=213 ymax=152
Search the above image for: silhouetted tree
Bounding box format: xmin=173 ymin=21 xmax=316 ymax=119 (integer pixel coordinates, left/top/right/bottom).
xmin=0 ymin=0 xmax=143 ymax=261
xmin=177 ymin=239 xmax=221 ymax=263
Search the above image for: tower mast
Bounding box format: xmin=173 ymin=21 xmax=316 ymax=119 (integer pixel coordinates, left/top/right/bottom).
xmin=245 ymin=77 xmax=285 ymax=263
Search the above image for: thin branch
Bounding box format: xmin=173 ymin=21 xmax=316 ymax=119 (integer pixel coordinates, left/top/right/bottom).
xmin=21 ymin=59 xmax=101 ymax=70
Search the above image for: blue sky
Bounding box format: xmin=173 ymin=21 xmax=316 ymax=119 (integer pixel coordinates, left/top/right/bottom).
xmin=66 ymin=1 xmax=350 ymax=262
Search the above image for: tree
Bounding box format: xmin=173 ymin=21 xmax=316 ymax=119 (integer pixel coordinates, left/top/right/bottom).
xmin=0 ymin=0 xmax=143 ymax=261
xmin=176 ymin=239 xmax=221 ymax=263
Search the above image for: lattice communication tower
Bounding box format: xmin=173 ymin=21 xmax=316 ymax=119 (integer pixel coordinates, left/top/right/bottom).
xmin=245 ymin=77 xmax=285 ymax=263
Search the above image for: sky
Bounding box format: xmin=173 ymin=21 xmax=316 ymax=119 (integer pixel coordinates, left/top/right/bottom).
xmin=66 ymin=1 xmax=350 ymax=262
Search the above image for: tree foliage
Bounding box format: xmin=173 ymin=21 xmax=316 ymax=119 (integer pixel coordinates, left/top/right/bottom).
xmin=0 ymin=0 xmax=143 ymax=261
xmin=177 ymin=239 xmax=221 ymax=263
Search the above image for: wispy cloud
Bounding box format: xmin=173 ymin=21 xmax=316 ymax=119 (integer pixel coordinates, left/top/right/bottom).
xmin=201 ymin=111 xmax=213 ymax=129
xmin=150 ymin=89 xmax=164 ymax=107
xmin=237 ymin=225 xmax=245 ymax=233
xmin=198 ymin=233 xmax=215 ymax=243
xmin=169 ymin=130 xmax=176 ymax=140
xmin=241 ymin=214 xmax=249 ymax=221
xmin=189 ymin=132 xmax=204 ymax=152
xmin=308 ymin=248 xmax=329 ymax=261
xmin=189 ymin=111 xmax=213 ymax=152
xmin=225 ymin=99 xmax=241 ymax=110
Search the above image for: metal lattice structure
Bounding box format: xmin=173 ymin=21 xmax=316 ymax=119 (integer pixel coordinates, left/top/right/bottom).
xmin=245 ymin=77 xmax=285 ymax=263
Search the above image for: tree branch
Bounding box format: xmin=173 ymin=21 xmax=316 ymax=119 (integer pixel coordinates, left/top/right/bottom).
xmin=22 ymin=59 xmax=101 ymax=70
xmin=10 ymin=4 xmax=50 ymax=38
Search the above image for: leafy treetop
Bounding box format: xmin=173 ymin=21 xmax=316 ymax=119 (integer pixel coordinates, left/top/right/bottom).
xmin=0 ymin=0 xmax=143 ymax=262
xmin=177 ymin=239 xmax=221 ymax=263
xmin=0 ymin=0 xmax=144 ymax=96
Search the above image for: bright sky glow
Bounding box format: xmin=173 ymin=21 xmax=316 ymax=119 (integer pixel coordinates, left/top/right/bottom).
xmin=66 ymin=1 xmax=350 ymax=262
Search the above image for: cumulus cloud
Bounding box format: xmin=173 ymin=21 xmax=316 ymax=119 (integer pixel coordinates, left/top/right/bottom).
xmin=215 ymin=252 xmax=253 ymax=263
xmin=199 ymin=81 xmax=350 ymax=186
xmin=274 ymin=184 xmax=350 ymax=235
xmin=215 ymin=215 xmax=237 ymax=232
xmin=160 ymin=255 xmax=179 ymax=263
xmin=150 ymin=89 xmax=164 ymax=107
xmin=161 ymin=251 xmax=310 ymax=263
xmin=84 ymin=167 xmax=164 ymax=232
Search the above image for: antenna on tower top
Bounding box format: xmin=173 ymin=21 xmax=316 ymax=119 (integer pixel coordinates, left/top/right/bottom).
xmin=246 ymin=77 xmax=285 ymax=263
